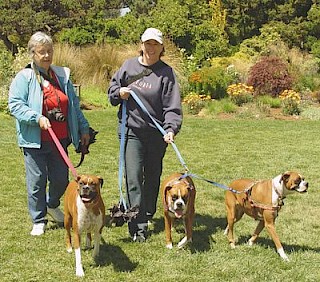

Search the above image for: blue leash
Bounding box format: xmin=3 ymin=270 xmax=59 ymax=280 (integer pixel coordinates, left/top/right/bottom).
xmin=180 ymin=172 xmax=242 ymax=194
xmin=117 ymin=90 xmax=239 ymax=206
xmin=129 ymin=90 xmax=189 ymax=171
xmin=118 ymin=100 xmax=128 ymax=211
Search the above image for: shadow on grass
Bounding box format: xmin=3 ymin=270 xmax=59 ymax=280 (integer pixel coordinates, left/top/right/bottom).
xmin=151 ymin=213 xmax=227 ymax=253
xmin=94 ymin=237 xmax=138 ymax=272
xmin=237 ymin=235 xmax=320 ymax=255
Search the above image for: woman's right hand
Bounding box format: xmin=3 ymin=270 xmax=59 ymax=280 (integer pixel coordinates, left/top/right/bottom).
xmin=39 ymin=116 xmax=51 ymax=130
xmin=119 ymin=87 xmax=131 ymax=100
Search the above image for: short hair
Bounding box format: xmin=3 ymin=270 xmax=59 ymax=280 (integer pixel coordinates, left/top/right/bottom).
xmin=28 ymin=31 xmax=53 ymax=57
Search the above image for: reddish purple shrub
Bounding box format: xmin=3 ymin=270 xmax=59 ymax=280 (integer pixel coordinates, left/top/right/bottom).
xmin=247 ymin=56 xmax=293 ymax=97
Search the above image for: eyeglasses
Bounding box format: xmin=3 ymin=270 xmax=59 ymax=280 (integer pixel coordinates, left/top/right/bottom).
xmin=33 ymin=48 xmax=53 ymax=57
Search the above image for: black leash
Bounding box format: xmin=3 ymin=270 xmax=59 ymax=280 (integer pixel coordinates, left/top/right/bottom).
xmin=74 ymin=127 xmax=98 ymax=168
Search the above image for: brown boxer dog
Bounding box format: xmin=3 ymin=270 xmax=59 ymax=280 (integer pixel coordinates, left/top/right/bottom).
xmin=161 ymin=172 xmax=196 ymax=249
xmin=64 ymin=175 xmax=105 ymax=277
xmin=224 ymin=171 xmax=308 ymax=261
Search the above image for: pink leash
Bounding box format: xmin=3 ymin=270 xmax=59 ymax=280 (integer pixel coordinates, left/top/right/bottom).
xmin=48 ymin=127 xmax=78 ymax=179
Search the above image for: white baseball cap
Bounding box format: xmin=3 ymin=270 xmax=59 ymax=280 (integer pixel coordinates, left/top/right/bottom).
xmin=141 ymin=28 xmax=163 ymax=44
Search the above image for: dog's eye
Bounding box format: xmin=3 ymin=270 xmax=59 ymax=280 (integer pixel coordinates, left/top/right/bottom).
xmin=182 ymin=196 xmax=188 ymax=202
xmin=79 ymin=181 xmax=83 ymax=185
xmin=172 ymin=196 xmax=178 ymax=201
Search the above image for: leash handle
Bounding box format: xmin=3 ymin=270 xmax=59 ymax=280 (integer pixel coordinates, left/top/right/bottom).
xmin=48 ymin=127 xmax=78 ymax=179
xmin=129 ymin=90 xmax=189 ymax=171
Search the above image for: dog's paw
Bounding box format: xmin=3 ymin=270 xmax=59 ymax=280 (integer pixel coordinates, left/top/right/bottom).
xmin=177 ymin=236 xmax=191 ymax=249
xmin=66 ymin=247 xmax=73 ymax=253
xmin=247 ymin=239 xmax=254 ymax=246
xmin=229 ymin=242 xmax=236 ymax=249
xmin=76 ymin=266 xmax=85 ymax=277
xmin=166 ymin=243 xmax=173 ymax=249
xmin=277 ymin=248 xmax=290 ymax=262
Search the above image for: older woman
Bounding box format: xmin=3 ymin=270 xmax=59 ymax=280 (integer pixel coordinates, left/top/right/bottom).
xmin=9 ymin=31 xmax=90 ymax=236
xmin=108 ymin=27 xmax=183 ymax=242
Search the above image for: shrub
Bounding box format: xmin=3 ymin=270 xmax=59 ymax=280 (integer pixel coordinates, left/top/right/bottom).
xmin=182 ymin=92 xmax=211 ymax=115
xmin=227 ymin=83 xmax=254 ymax=106
xmin=247 ymin=56 xmax=293 ymax=97
xmin=256 ymin=95 xmax=281 ymax=108
xmin=188 ymin=66 xmax=234 ymax=99
xmin=205 ymin=98 xmax=237 ymax=115
xmin=279 ymin=89 xmax=301 ymax=115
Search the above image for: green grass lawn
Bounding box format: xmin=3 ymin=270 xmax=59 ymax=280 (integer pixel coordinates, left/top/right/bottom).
xmin=1 ymin=108 xmax=320 ymax=281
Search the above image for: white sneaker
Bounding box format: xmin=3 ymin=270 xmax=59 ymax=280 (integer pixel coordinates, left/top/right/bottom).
xmin=47 ymin=207 xmax=64 ymax=223
xmin=30 ymin=223 xmax=46 ymax=236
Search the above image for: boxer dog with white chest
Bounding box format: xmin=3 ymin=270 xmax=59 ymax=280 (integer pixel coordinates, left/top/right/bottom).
xmin=224 ymin=171 xmax=308 ymax=261
xmin=161 ymin=172 xmax=196 ymax=249
xmin=64 ymin=174 xmax=105 ymax=277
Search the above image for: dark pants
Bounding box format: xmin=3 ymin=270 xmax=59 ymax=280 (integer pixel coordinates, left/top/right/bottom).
xmin=122 ymin=127 xmax=167 ymax=237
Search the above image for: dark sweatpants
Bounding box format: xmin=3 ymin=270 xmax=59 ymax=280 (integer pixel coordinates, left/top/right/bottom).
xmin=122 ymin=127 xmax=167 ymax=237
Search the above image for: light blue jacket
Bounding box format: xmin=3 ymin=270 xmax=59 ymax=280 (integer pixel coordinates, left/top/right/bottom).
xmin=8 ymin=63 xmax=89 ymax=149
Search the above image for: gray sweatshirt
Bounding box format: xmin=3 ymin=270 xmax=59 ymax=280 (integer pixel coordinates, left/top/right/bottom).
xmin=108 ymin=57 xmax=182 ymax=135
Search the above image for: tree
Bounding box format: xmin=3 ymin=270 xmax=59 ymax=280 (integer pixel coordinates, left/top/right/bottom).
xmin=0 ymin=0 xmax=122 ymax=54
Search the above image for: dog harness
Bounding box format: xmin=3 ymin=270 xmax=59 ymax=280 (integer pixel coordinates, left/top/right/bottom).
xmin=244 ymin=181 xmax=284 ymax=220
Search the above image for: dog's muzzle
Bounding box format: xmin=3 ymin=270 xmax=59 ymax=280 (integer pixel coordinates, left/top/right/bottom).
xmin=295 ymin=181 xmax=308 ymax=193
xmin=169 ymin=199 xmax=186 ymax=218
xmin=80 ymin=185 xmax=98 ymax=203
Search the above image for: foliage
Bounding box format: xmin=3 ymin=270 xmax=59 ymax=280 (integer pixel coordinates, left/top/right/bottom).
xmin=1 ymin=0 xmax=319 ymax=61
xmin=204 ymin=97 xmax=237 ymax=115
xmin=0 ymin=47 xmax=29 ymax=104
xmin=188 ymin=66 xmax=234 ymax=99
xmin=279 ymin=89 xmax=302 ymax=115
xmin=0 ymin=48 xmax=14 ymax=85
xmin=190 ymin=21 xmax=230 ymax=64
xmin=255 ymin=95 xmax=281 ymax=108
xmin=223 ymin=0 xmax=276 ymax=46
xmin=182 ymin=92 xmax=211 ymax=115
xmin=261 ymin=19 xmax=310 ymax=50
xmin=0 ymin=0 xmax=118 ymax=54
xmin=223 ymin=0 xmax=314 ymax=48
xmin=238 ymin=25 xmax=283 ymax=57
xmin=58 ymin=27 xmax=96 ymax=46
xmin=311 ymin=39 xmax=320 ymax=60
xmin=247 ymin=56 xmax=293 ymax=97
xmin=227 ymin=83 xmax=254 ymax=106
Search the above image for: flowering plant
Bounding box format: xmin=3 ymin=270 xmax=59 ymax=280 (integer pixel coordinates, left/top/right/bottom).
xmin=183 ymin=92 xmax=211 ymax=115
xmin=227 ymin=83 xmax=254 ymax=106
xmin=279 ymin=89 xmax=301 ymax=115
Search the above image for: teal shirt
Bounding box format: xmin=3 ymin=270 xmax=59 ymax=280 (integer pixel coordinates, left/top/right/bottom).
xmin=8 ymin=63 xmax=89 ymax=149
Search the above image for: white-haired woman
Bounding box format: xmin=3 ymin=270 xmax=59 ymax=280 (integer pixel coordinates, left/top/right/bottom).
xmin=9 ymin=31 xmax=90 ymax=236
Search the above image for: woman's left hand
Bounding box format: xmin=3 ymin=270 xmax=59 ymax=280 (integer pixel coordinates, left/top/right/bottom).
xmin=163 ymin=132 xmax=174 ymax=144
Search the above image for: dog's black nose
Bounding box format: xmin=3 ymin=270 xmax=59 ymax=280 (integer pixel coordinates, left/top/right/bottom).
xmin=83 ymin=186 xmax=90 ymax=191
xmin=176 ymin=202 xmax=183 ymax=208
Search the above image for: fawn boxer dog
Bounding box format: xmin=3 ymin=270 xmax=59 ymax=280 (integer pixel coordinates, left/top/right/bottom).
xmin=64 ymin=175 xmax=105 ymax=277
xmin=161 ymin=172 xmax=196 ymax=249
xmin=224 ymin=171 xmax=308 ymax=261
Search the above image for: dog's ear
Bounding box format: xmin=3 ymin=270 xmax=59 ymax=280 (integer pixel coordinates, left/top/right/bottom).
xmin=281 ymin=172 xmax=291 ymax=183
xmin=76 ymin=175 xmax=82 ymax=183
xmin=97 ymin=176 xmax=104 ymax=188
xmin=164 ymin=185 xmax=172 ymax=200
xmin=165 ymin=185 xmax=172 ymax=191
